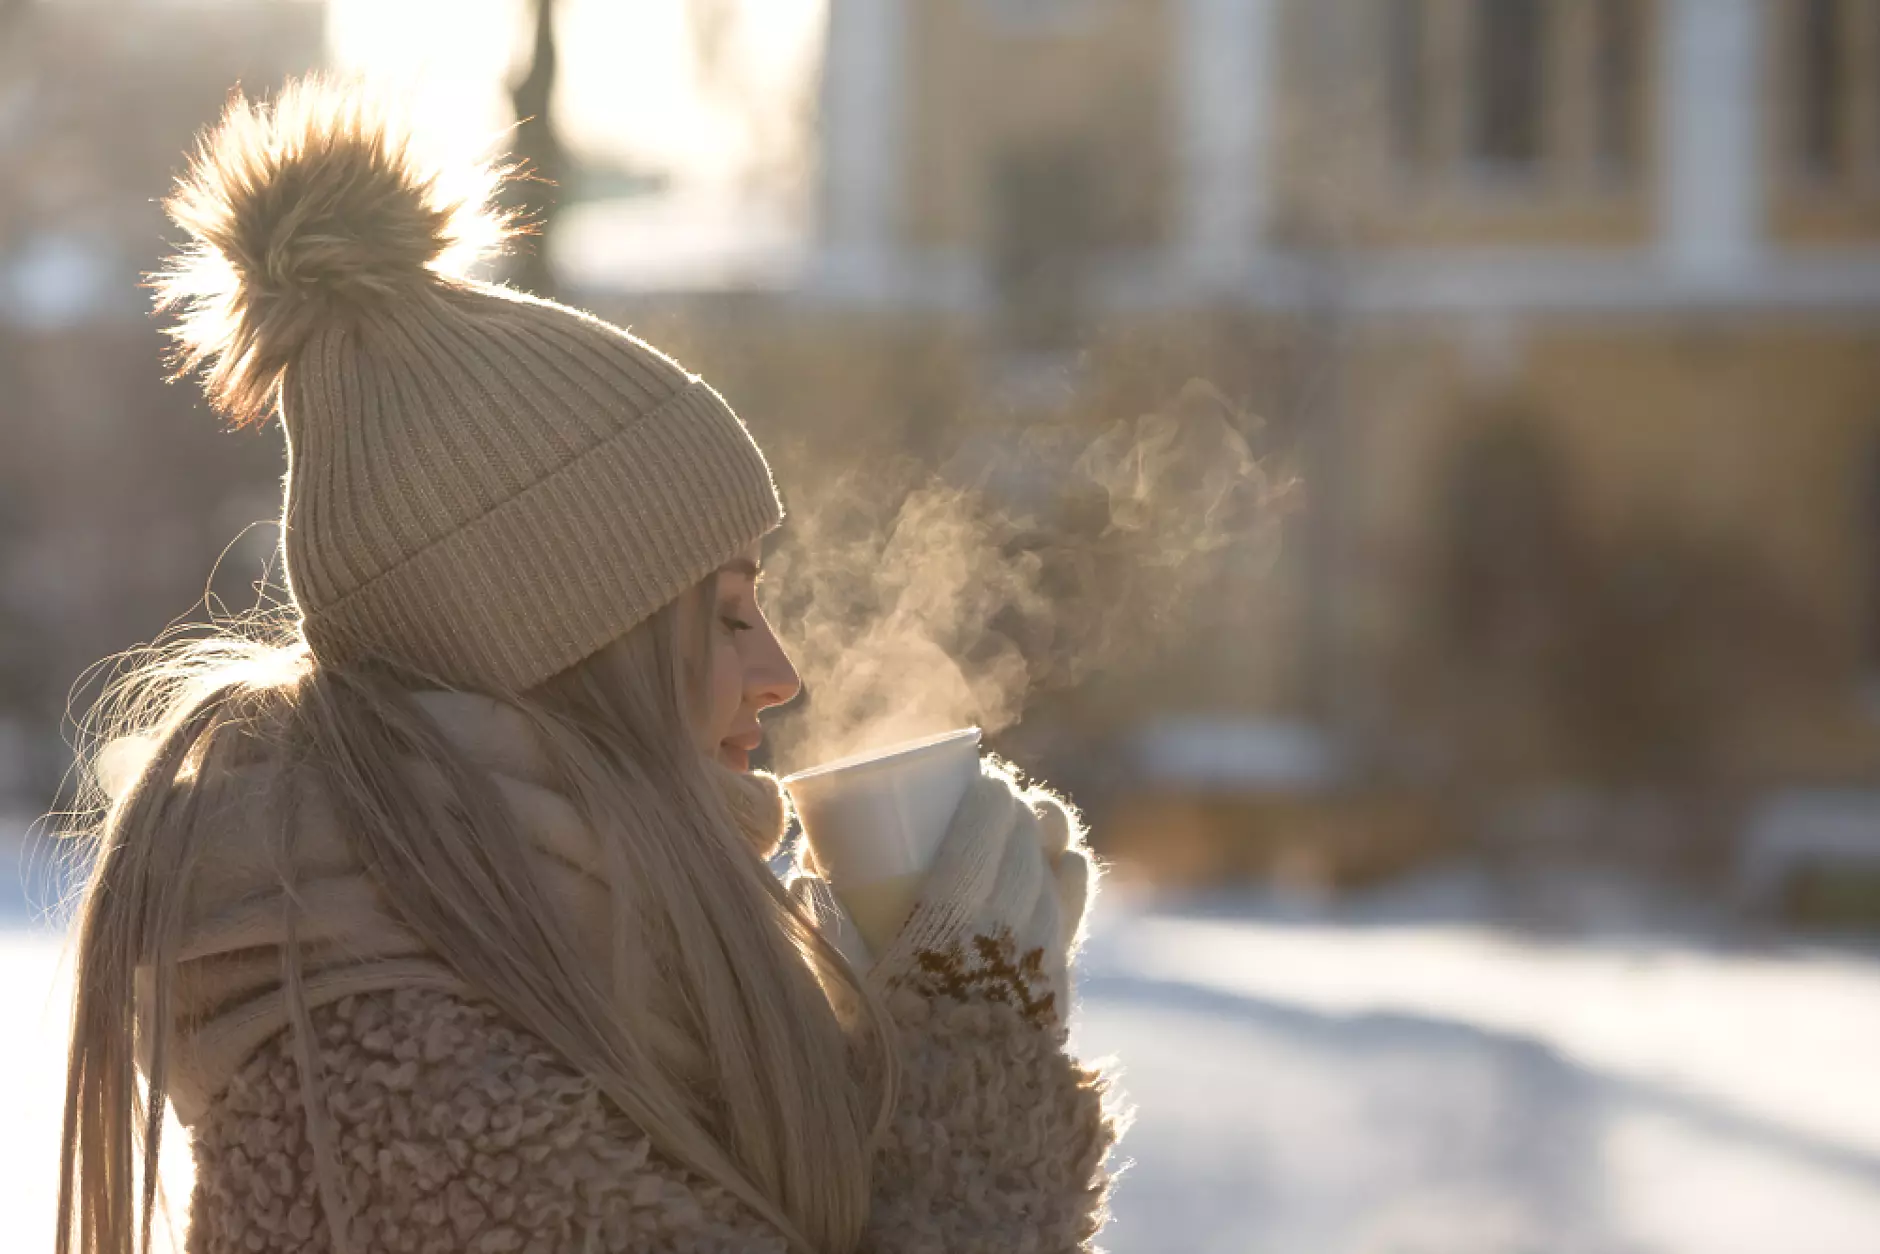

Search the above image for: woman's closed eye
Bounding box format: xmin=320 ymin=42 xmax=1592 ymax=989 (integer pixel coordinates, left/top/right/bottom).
xmin=720 ymin=614 xmax=755 ymax=634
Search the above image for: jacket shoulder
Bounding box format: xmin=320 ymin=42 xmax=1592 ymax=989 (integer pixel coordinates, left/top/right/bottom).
xmin=188 ymin=986 xmax=785 ymax=1254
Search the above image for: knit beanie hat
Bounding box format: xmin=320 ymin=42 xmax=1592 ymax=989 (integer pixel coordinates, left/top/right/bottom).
xmin=154 ymin=80 xmax=782 ymax=692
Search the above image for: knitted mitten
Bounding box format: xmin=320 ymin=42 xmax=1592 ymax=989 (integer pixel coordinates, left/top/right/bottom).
xmin=856 ymin=759 xmax=1095 ymax=1018
xmin=843 ymin=763 xmax=1114 ymax=1252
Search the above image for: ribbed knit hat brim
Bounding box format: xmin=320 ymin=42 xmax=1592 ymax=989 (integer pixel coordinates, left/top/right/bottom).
xmin=299 ymin=378 xmax=781 ymax=692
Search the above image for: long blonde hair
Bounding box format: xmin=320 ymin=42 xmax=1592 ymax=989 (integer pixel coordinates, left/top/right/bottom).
xmin=55 ymin=585 xmax=895 ymax=1254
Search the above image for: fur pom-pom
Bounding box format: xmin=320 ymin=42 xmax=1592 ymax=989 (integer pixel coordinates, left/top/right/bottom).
xmin=154 ymin=77 xmax=516 ymax=427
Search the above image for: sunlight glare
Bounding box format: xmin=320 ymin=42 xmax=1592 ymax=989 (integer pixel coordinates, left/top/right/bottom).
xmin=325 ymin=0 xmax=826 ymax=189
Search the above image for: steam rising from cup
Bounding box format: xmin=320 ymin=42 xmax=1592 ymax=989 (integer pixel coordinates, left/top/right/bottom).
xmin=763 ymin=379 xmax=1298 ymax=770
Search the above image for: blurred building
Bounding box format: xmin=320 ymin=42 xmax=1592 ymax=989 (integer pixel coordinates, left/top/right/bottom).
xmin=4 ymin=0 xmax=1875 ymax=901
xmin=606 ymin=0 xmax=1880 ymax=890
xmin=0 ymin=0 xmax=324 ymax=798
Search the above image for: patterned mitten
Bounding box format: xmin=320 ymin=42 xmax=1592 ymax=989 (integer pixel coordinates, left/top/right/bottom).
xmin=863 ymin=760 xmax=1096 ymax=1019
xmin=827 ymin=763 xmax=1117 ymax=1252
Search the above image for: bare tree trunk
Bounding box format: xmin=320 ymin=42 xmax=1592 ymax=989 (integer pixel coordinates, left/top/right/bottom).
xmin=505 ymin=0 xmax=565 ymax=299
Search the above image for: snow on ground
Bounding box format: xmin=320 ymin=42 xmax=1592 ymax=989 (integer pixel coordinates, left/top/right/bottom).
xmin=1073 ymin=886 xmax=1880 ymax=1254
xmin=3 ymin=860 xmax=1879 ymax=1252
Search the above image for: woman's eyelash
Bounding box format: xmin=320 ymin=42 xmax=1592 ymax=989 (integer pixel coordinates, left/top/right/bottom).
xmin=720 ymin=615 xmax=754 ymax=633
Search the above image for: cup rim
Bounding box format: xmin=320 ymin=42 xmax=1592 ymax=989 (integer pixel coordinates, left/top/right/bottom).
xmin=782 ymin=726 xmax=982 ymax=785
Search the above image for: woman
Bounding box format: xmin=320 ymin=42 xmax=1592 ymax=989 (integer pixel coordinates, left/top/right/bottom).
xmin=56 ymin=81 xmax=1115 ymax=1254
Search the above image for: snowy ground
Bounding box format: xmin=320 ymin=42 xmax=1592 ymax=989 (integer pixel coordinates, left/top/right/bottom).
xmin=1073 ymin=884 xmax=1880 ymax=1254
xmin=4 ymin=863 xmax=1879 ymax=1252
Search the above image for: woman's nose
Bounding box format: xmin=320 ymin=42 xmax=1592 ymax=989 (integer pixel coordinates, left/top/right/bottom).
xmin=747 ymin=626 xmax=802 ymax=711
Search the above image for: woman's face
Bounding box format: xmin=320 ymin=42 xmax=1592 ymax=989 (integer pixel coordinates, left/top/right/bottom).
xmin=692 ymin=541 xmax=800 ymax=772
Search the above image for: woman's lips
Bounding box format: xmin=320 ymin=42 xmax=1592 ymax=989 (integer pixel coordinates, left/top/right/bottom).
xmin=719 ymin=729 xmax=761 ymax=772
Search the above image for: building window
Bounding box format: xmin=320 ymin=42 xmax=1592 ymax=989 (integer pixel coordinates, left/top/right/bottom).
xmin=990 ymin=144 xmax=1094 ymax=349
xmin=1384 ymin=0 xmax=1655 ymax=201
xmin=1388 ymin=0 xmax=1429 ymax=169
xmin=1472 ymin=0 xmax=1547 ymax=173
xmin=1591 ymin=0 xmax=1643 ymax=177
xmin=1866 ymin=435 xmax=1880 ymax=681
xmin=1798 ymin=0 xmax=1845 ymax=182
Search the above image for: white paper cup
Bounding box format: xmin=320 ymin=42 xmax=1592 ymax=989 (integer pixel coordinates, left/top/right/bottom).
xmin=783 ymin=728 xmax=982 ymax=954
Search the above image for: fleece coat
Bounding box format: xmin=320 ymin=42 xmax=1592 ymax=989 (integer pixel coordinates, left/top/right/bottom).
xmin=152 ymin=695 xmax=1116 ymax=1252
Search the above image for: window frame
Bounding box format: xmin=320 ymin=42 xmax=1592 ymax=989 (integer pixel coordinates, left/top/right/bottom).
xmin=1382 ymin=0 xmax=1653 ymax=201
xmin=1466 ymin=0 xmax=1551 ymax=182
xmin=1795 ymin=0 xmax=1848 ymax=186
xmin=1589 ymin=0 xmax=1645 ymax=181
xmin=1768 ymin=0 xmax=1880 ymax=242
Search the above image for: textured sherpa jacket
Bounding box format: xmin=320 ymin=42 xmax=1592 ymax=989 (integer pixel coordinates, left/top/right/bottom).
xmin=157 ymin=695 xmax=1117 ymax=1253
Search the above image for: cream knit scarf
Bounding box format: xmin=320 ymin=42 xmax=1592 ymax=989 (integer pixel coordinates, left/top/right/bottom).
xmin=138 ymin=691 xmax=786 ymax=1127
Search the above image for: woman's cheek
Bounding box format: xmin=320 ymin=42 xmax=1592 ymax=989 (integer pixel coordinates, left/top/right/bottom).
xmin=711 ymin=641 xmax=744 ymax=733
